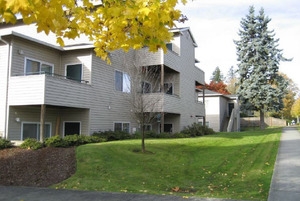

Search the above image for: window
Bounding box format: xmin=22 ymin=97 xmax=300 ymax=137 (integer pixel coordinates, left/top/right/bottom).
xmin=64 ymin=122 xmax=81 ymax=136
xmin=159 ymin=123 xmax=173 ymax=133
xmin=141 ymin=81 xmax=151 ymax=93
xmin=25 ymin=58 xmax=53 ymax=75
xmin=22 ymin=122 xmax=51 ymax=140
xmin=164 ymin=83 xmax=173 ymax=95
xmin=115 ymin=70 xmax=130 ymax=92
xmin=114 ymin=122 xmax=130 ymax=133
xmin=143 ymin=124 xmax=152 ymax=131
xmin=66 ymin=64 xmax=82 ymax=82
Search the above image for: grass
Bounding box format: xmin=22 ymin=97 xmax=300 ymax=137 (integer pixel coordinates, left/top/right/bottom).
xmin=53 ymin=127 xmax=282 ymax=200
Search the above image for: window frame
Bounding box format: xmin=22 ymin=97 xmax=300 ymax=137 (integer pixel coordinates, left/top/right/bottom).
xmin=164 ymin=82 xmax=173 ymax=95
xmin=63 ymin=121 xmax=81 ymax=136
xmin=21 ymin=122 xmax=52 ymax=140
xmin=114 ymin=122 xmax=130 ymax=133
xmin=115 ymin=70 xmax=131 ymax=93
xmin=24 ymin=57 xmax=54 ymax=76
xmin=65 ymin=63 xmax=83 ymax=82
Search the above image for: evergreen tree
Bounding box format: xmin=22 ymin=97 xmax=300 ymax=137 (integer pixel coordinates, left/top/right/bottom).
xmin=234 ymin=6 xmax=291 ymax=129
xmin=225 ymin=66 xmax=239 ymax=94
xmin=210 ymin=66 xmax=224 ymax=83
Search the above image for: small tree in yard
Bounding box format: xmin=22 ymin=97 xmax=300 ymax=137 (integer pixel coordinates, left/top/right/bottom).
xmin=119 ymin=51 xmax=170 ymax=153
xmin=234 ymin=6 xmax=291 ymax=129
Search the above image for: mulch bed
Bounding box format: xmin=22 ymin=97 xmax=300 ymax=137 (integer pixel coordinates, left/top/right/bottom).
xmin=0 ymin=147 xmax=76 ymax=187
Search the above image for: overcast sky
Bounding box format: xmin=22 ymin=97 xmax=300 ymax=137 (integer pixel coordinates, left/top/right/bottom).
xmin=176 ymin=0 xmax=300 ymax=90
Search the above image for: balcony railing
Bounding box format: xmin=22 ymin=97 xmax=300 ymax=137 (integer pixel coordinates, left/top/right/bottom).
xmin=16 ymin=71 xmax=90 ymax=84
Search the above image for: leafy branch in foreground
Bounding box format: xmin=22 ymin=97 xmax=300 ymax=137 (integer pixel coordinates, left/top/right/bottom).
xmin=1 ymin=0 xmax=187 ymax=62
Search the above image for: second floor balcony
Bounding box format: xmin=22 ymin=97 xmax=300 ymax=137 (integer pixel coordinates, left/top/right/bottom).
xmin=8 ymin=74 xmax=92 ymax=108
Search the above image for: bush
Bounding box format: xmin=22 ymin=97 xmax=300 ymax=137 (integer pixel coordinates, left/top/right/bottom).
xmin=45 ymin=136 xmax=68 ymax=147
xmin=92 ymin=131 xmax=131 ymax=141
xmin=0 ymin=137 xmax=13 ymax=150
xmin=20 ymin=138 xmax=44 ymax=150
xmin=181 ymin=123 xmax=215 ymax=137
xmin=45 ymin=135 xmax=105 ymax=148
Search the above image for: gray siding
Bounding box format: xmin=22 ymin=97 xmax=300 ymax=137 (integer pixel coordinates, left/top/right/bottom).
xmin=1 ymin=25 xmax=206 ymax=137
xmin=8 ymin=106 xmax=90 ymax=140
xmin=8 ymin=74 xmax=92 ymax=108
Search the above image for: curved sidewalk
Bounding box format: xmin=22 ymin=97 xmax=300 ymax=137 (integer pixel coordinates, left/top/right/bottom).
xmin=268 ymin=126 xmax=300 ymax=201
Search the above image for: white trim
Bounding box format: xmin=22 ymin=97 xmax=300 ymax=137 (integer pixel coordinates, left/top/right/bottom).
xmin=63 ymin=121 xmax=81 ymax=136
xmin=21 ymin=121 xmax=52 ymax=140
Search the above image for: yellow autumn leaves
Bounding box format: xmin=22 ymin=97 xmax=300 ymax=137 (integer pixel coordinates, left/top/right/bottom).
xmin=0 ymin=0 xmax=187 ymax=62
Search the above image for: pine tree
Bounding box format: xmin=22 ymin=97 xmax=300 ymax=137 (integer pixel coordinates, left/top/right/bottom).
xmin=234 ymin=6 xmax=291 ymax=129
xmin=211 ymin=66 xmax=224 ymax=83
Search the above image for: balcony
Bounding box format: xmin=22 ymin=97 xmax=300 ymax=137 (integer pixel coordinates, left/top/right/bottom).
xmin=8 ymin=74 xmax=92 ymax=108
xmin=142 ymin=93 xmax=204 ymax=116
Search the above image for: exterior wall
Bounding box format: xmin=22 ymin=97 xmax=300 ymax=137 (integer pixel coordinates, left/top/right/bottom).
xmin=8 ymin=106 xmax=90 ymax=140
xmin=219 ymin=96 xmax=229 ymax=131
xmin=88 ymin=50 xmax=139 ymax=133
xmin=1 ymin=25 xmax=206 ymax=137
xmin=8 ymin=36 xmax=61 ymax=77
xmin=205 ymin=97 xmax=221 ymax=131
xmin=0 ymin=43 xmax=9 ymax=138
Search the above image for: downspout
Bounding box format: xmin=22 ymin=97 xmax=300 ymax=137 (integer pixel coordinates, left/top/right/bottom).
xmin=0 ymin=36 xmax=12 ymax=139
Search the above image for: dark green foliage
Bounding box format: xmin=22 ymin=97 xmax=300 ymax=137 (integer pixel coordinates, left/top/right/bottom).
xmin=92 ymin=130 xmax=131 ymax=141
xmin=211 ymin=66 xmax=224 ymax=83
xmin=45 ymin=135 xmax=105 ymax=148
xmin=45 ymin=136 xmax=68 ymax=147
xmin=20 ymin=138 xmax=44 ymax=150
xmin=181 ymin=123 xmax=215 ymax=136
xmin=0 ymin=137 xmax=13 ymax=150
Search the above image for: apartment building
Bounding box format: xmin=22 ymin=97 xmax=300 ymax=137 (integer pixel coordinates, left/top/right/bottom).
xmin=0 ymin=21 xmax=205 ymax=141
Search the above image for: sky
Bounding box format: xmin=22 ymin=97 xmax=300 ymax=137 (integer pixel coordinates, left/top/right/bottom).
xmin=176 ymin=0 xmax=300 ymax=90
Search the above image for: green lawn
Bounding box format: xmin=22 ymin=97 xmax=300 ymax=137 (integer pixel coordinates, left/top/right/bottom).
xmin=54 ymin=127 xmax=282 ymax=200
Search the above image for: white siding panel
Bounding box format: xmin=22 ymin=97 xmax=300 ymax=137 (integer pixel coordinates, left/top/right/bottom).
xmin=8 ymin=75 xmax=45 ymax=105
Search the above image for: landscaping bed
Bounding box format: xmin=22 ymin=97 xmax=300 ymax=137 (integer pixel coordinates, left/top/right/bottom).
xmin=0 ymin=147 xmax=76 ymax=187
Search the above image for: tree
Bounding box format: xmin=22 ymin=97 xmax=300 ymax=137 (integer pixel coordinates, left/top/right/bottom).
xmin=269 ymin=73 xmax=298 ymax=120
xmin=205 ymin=81 xmax=230 ymax=95
xmin=210 ymin=66 xmax=224 ymax=83
xmin=234 ymin=6 xmax=291 ymax=129
xmin=225 ymin=66 xmax=239 ymax=94
xmin=118 ymin=50 xmax=170 ymax=153
xmin=0 ymin=0 xmax=187 ymax=62
xmin=291 ymin=98 xmax=300 ymax=124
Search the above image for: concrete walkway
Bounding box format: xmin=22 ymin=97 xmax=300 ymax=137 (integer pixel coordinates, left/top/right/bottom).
xmin=268 ymin=126 xmax=300 ymax=201
xmin=0 ymin=185 xmax=241 ymax=201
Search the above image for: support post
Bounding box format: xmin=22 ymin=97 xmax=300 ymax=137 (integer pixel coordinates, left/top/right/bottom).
xmin=40 ymin=104 xmax=46 ymax=142
xmin=160 ymin=64 xmax=165 ymax=133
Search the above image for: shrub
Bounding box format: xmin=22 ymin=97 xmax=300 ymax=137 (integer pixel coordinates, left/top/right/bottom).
xmin=20 ymin=138 xmax=44 ymax=150
xmin=181 ymin=123 xmax=215 ymax=137
xmin=92 ymin=131 xmax=131 ymax=141
xmin=0 ymin=137 xmax=13 ymax=150
xmin=45 ymin=136 xmax=68 ymax=147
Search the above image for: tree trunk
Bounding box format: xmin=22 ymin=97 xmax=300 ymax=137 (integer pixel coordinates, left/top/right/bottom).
xmin=259 ymin=109 xmax=265 ymax=130
xmin=141 ymin=127 xmax=145 ymax=153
